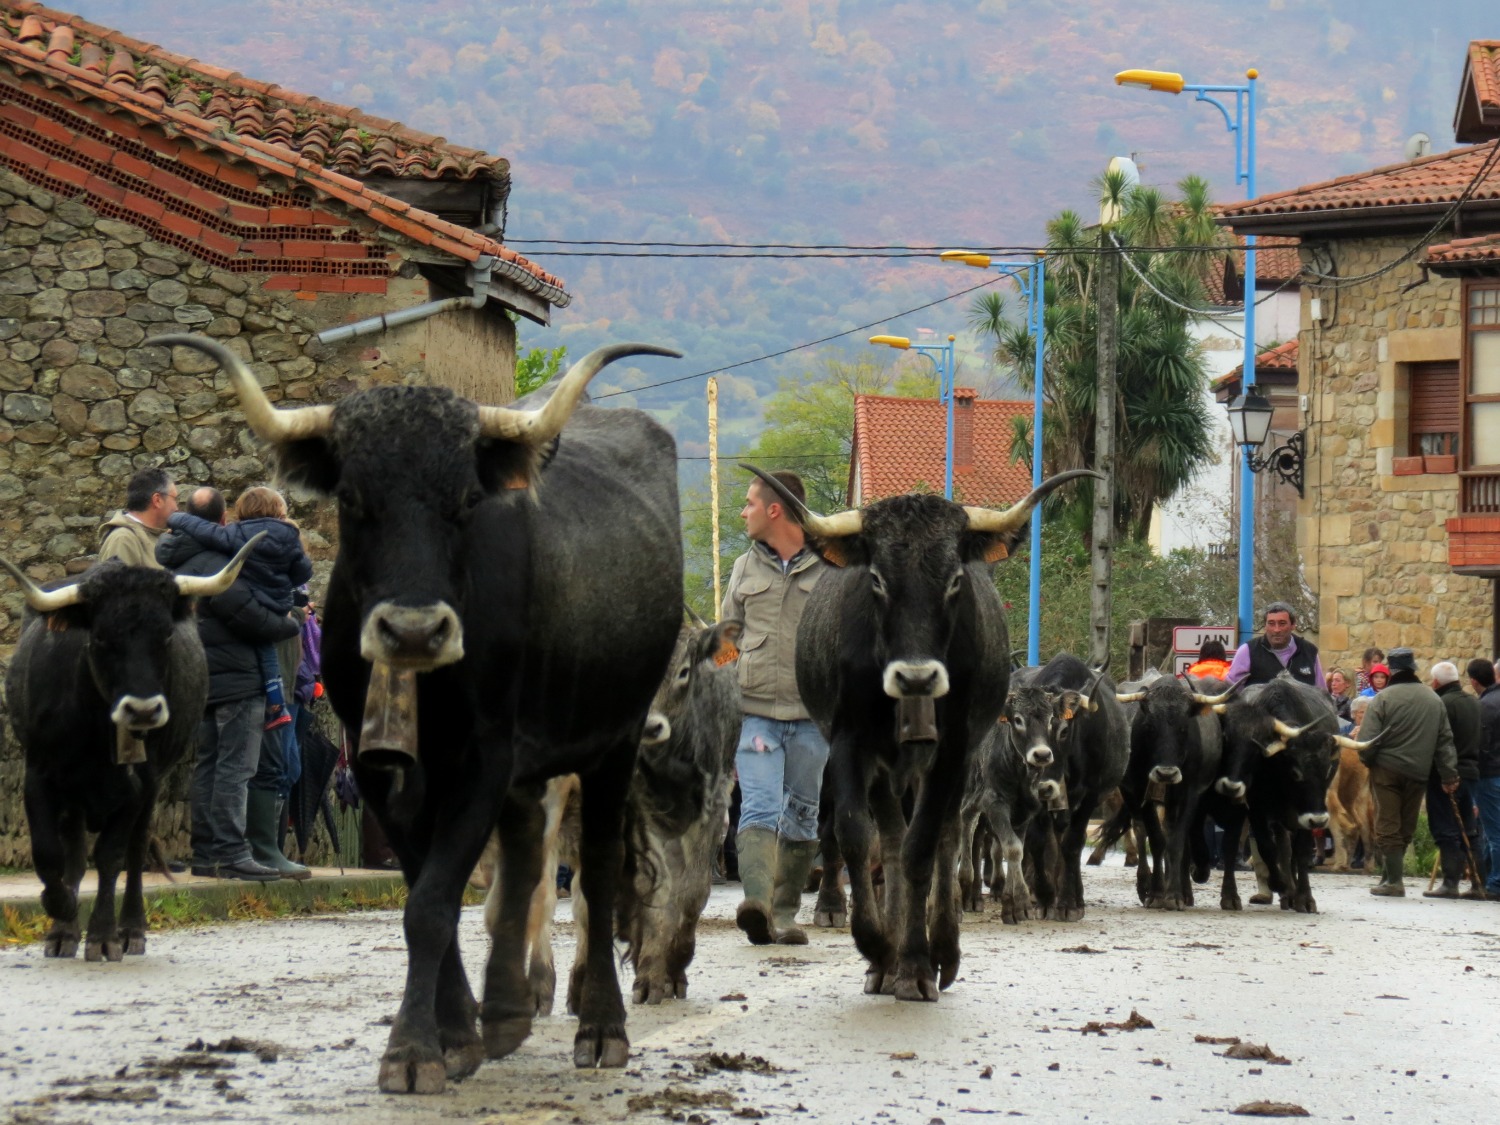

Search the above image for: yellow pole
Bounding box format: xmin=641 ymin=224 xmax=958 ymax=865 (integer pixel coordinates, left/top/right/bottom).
xmin=707 ymin=376 xmax=721 ymax=621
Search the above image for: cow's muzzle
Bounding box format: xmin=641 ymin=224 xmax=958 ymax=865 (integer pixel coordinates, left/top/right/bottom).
xmin=361 ymin=602 xmax=464 ymax=669
xmin=1216 ymin=778 xmax=1247 ymax=801
xmin=882 ymin=660 xmax=950 ymax=699
xmin=1298 ymin=813 xmax=1330 ymax=830
xmin=111 ymin=694 xmax=169 ymax=732
xmin=1149 ymin=765 xmax=1182 ymax=786
xmin=1025 ymin=746 xmax=1054 ymax=769
xmin=641 ymin=712 xmax=672 ymax=747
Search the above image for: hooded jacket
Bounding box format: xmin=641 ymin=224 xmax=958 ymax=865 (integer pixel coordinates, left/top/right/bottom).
xmin=157 ymin=531 xmax=300 ymax=706
xmin=166 ymin=513 xmax=312 ymax=614
xmin=97 ymin=510 xmax=166 ymax=569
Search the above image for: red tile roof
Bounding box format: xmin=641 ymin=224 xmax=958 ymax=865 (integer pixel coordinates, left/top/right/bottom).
xmin=0 ymin=4 xmax=567 ymax=304
xmin=0 ymin=1 xmax=504 ymax=181
xmin=1455 ymin=40 xmax=1500 ymax=143
xmin=850 ymin=390 xmax=1031 ymax=508
xmin=1426 ymin=231 xmax=1500 ymax=269
xmin=1213 ymin=338 xmax=1298 ymax=390
xmin=1201 ymin=234 xmax=1301 ymax=306
xmin=1218 ymin=141 xmax=1500 ymax=228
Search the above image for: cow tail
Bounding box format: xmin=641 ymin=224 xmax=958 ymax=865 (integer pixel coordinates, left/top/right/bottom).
xmin=1088 ymin=796 xmax=1133 ymax=865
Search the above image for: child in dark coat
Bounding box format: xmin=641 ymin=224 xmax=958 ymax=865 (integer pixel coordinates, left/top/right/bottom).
xmin=168 ymin=486 xmax=313 ymax=729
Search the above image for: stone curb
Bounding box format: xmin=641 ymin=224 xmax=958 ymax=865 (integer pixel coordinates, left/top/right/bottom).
xmin=2 ymin=871 xmax=407 ymax=930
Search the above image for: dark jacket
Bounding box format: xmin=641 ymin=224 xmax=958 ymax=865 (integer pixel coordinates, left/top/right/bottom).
xmin=1245 ymin=635 xmax=1320 ymax=686
xmin=166 ymin=513 xmax=312 ymax=614
xmin=1435 ymin=680 xmax=1482 ymax=782
xmin=1478 ymin=682 xmax=1500 ymax=780
xmin=157 ymin=531 xmax=300 ymax=707
xmin=1358 ymin=671 xmax=1458 ymax=783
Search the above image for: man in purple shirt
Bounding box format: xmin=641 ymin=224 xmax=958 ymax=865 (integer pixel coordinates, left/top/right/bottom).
xmin=1224 ymin=601 xmax=1325 ymax=690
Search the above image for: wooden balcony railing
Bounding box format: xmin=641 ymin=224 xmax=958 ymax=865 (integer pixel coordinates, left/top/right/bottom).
xmin=1460 ymin=470 xmax=1500 ymax=514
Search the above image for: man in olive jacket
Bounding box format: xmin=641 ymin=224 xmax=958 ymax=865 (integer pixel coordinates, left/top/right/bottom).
xmin=721 ymin=469 xmax=828 ymax=946
xmin=98 ymin=466 xmax=178 ymax=568
xmin=1357 ymin=647 xmax=1459 ymax=897
xmin=1424 ymin=661 xmax=1482 ymax=898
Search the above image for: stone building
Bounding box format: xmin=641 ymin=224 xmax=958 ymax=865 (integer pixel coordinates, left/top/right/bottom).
xmin=1219 ymin=39 xmax=1500 ymax=667
xmin=0 ymin=1 xmax=570 ymax=864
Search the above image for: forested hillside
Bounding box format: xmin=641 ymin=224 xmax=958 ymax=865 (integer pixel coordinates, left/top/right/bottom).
xmin=70 ymin=0 xmax=1494 ymax=456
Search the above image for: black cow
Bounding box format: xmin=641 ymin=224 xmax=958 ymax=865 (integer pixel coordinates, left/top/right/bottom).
xmin=1110 ymin=674 xmax=1232 ymax=910
xmin=1214 ymin=676 xmax=1374 ymax=913
xmin=157 ymin=335 xmax=683 ymax=1093
xmin=1021 ymin=654 xmax=1127 ymax=921
xmin=748 ymin=464 xmax=1095 ymax=1001
xmin=3 ymin=545 xmax=254 ymax=960
xmin=958 ymin=698 xmax=1046 ymax=924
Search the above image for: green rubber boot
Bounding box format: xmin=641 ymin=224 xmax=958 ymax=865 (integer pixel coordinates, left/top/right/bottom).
xmin=246 ymin=789 xmax=312 ymax=881
xmin=735 ymin=827 xmax=777 ymax=945
xmin=772 ymin=838 xmax=820 ymax=945
xmin=1369 ymin=848 xmax=1406 ymax=897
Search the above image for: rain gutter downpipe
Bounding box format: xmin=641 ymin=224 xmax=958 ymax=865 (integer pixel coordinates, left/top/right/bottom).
xmin=315 ymin=255 xmax=495 ymax=346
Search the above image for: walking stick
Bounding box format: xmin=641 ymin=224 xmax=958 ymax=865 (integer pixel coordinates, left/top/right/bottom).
xmin=1425 ymin=853 xmax=1442 ymax=895
xmin=1448 ymin=791 xmax=1488 ymax=902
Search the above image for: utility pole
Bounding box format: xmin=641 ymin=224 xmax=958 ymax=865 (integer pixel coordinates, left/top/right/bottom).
xmin=708 ymin=376 xmax=722 ymax=620
xmin=1090 ymin=228 xmax=1119 ymax=670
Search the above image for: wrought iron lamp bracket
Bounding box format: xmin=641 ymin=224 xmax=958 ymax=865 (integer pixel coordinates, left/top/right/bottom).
xmin=1245 ymin=429 xmax=1304 ymax=497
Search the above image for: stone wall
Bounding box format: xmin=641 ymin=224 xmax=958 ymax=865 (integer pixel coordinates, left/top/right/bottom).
xmin=1297 ymin=234 xmax=1491 ymax=671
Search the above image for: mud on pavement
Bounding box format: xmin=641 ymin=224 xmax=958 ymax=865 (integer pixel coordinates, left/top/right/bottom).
xmin=3 ymin=863 xmax=1499 ymax=1124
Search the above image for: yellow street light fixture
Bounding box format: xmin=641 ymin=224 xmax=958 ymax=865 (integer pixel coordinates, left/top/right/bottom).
xmin=1114 ymin=69 xmax=1185 ymax=94
xmin=868 ymin=334 xmax=911 ymax=349
xmin=940 ymin=249 xmax=992 ymax=268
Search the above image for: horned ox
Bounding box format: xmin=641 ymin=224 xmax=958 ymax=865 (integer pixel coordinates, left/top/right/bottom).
xmin=747 ymin=464 xmax=1096 ymax=1001
xmin=3 ymin=543 xmax=258 ymax=960
xmin=155 ymin=334 xmax=683 ymax=1093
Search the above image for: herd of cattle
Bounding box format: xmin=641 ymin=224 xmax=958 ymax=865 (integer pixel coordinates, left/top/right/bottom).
xmin=0 ymin=335 xmax=1378 ymax=1095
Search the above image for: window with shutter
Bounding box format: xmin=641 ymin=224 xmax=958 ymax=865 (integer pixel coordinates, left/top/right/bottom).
xmin=1408 ymin=360 xmax=1460 ymax=456
xmin=1468 ymin=284 xmax=1500 ymax=469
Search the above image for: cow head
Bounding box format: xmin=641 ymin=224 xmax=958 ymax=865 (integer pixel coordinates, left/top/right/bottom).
xmin=1 ymin=540 xmax=258 ymax=739
xmin=151 ymin=336 xmax=678 ymax=672
xmin=1118 ymin=677 xmax=1230 ymax=787
xmin=741 ymin=464 xmax=1098 ymax=703
xmin=1000 ymin=685 xmax=1059 ymax=769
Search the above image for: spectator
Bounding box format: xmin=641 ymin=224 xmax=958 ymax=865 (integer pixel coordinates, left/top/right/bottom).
xmin=1467 ymin=658 xmax=1500 ymax=900
xmin=1356 ymin=647 xmax=1385 ymax=695
xmin=1225 ymin=602 xmax=1325 ymax=688
xmin=158 ymin=486 xmax=299 ymax=882
xmin=1185 ymin=639 xmax=1231 ymax=681
xmin=1359 ymin=664 xmax=1390 ymax=698
xmin=1424 ymin=661 xmax=1482 ymax=899
xmin=1327 ymin=667 xmax=1353 ymax=723
xmin=1357 ymin=647 xmax=1459 ymax=897
xmin=98 ymin=467 xmax=177 ymax=568
xmin=721 ymin=469 xmax=829 ymax=946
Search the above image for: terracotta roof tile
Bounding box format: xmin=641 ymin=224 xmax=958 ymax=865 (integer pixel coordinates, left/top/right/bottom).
xmin=850 ymin=392 xmax=1031 ymax=508
xmin=1220 ymin=141 xmax=1500 ymax=225
xmin=1214 ymin=338 xmax=1298 ymax=389
xmin=0 ymin=1 xmax=508 ymax=182
xmin=1456 ymin=41 xmax=1500 ymax=143
xmin=1426 ymin=231 xmax=1500 ymax=269
xmin=1201 ymin=234 xmax=1301 ymax=306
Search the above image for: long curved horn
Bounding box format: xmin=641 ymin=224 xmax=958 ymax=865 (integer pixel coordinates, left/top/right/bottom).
xmin=1333 ymin=733 xmax=1380 ymax=751
xmin=739 ymin=463 xmax=863 ymax=538
xmin=173 ymin=532 xmax=269 ymax=599
xmin=684 ymin=604 xmax=709 ymax=628
xmin=148 ymin=335 xmax=333 ymax=443
xmin=475 ymin=343 xmax=682 ymax=445
xmin=1189 ymin=686 xmax=1238 ymax=706
xmin=1272 ymin=718 xmax=1307 ymax=741
xmin=0 ymin=556 xmax=84 ymax=612
xmin=1115 ymin=690 xmax=1146 ymax=704
xmin=1077 ymin=666 xmax=1108 ymax=713
xmin=963 ymin=468 xmax=1104 ymax=534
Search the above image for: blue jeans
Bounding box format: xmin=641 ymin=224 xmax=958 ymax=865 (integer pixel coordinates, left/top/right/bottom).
xmin=191 ymin=696 xmax=263 ymax=866
xmin=1471 ymin=776 xmax=1500 ymax=893
xmin=735 ymin=716 xmax=829 ymax=843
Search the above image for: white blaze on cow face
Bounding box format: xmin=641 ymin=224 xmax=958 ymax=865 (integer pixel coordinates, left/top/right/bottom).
xmin=882 ymin=659 xmax=950 ymax=699
xmin=110 ymin=694 xmax=169 ymax=732
xmin=360 ymin=601 xmax=465 ymax=670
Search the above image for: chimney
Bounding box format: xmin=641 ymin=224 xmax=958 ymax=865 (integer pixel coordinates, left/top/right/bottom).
xmin=953 ymin=388 xmax=976 ymax=471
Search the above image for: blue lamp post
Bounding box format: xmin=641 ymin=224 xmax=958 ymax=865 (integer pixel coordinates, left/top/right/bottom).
xmin=1115 ymin=66 xmax=1260 ymax=645
xmin=868 ymin=333 xmax=957 ymax=499
xmin=940 ymin=252 xmax=1048 ymax=665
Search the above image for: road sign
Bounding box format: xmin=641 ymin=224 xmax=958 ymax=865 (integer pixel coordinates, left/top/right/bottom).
xmin=1172 ymin=655 xmax=1199 ymax=677
xmin=1173 ymin=626 xmax=1235 ymax=655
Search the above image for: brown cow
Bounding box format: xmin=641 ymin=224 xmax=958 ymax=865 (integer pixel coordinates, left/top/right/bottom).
xmin=1325 ymin=745 xmax=1375 ymax=872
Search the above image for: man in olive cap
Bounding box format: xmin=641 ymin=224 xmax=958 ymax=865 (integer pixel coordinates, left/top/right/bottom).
xmin=1356 ymin=647 xmax=1460 ymax=897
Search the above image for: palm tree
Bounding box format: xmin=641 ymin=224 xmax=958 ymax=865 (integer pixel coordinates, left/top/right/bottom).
xmin=974 ymin=174 xmax=1224 ymax=542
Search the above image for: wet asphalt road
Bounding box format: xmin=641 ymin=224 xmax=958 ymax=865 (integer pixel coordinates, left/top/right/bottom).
xmin=3 ymin=861 xmax=1498 ymax=1124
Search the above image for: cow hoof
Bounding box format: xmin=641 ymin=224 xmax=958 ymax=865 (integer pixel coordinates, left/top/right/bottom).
xmin=1248 ymin=893 xmax=1272 ymax=905
xmin=814 ymin=910 xmax=846 ymax=928
xmin=482 ymin=1016 xmax=532 ymax=1060
xmin=1163 ymin=895 xmax=1186 ymax=912
xmin=632 ymin=978 xmax=671 ymax=1006
xmin=1220 ymin=895 xmax=1242 ymax=912
xmin=1192 ymin=864 xmax=1211 ymax=885
xmin=124 ymin=932 xmax=147 ymax=956
xmin=443 ymin=1039 xmax=484 ymax=1081
xmin=573 ymin=1026 xmax=629 ymax=1069
xmin=379 ymin=1053 xmax=447 ymax=1095
xmin=892 ymin=974 xmax=940 ymax=1002
xmin=85 ymin=939 xmax=124 ymax=963
xmin=1293 ymin=895 xmax=1317 ymax=914
xmin=44 ymin=933 xmax=79 ymax=959
xmin=528 ymin=964 xmax=557 ymax=1016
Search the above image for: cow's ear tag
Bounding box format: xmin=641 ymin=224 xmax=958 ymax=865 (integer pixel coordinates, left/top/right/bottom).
xmin=1061 ymin=705 xmax=1076 ymax=721
xmin=817 ymin=540 xmax=850 ymax=568
xmin=996 ymin=715 xmax=1009 ymax=725
xmin=715 ymin=642 xmax=740 ymax=666
xmin=45 ymin=613 xmax=68 ymax=633
xmin=980 ymin=539 xmax=1009 ymax=563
